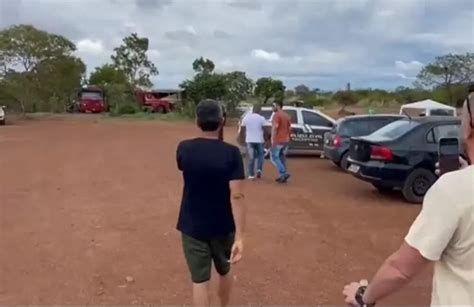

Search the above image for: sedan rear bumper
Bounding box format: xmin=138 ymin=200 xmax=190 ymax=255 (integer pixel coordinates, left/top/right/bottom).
xmin=347 ymin=159 xmax=412 ymax=188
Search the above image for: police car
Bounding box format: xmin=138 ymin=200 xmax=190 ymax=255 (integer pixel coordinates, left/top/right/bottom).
xmin=237 ymin=106 xmax=336 ymax=156
xmin=0 ymin=106 xmax=6 ymax=125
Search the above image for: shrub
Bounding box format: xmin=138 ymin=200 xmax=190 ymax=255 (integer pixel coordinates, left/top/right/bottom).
xmin=115 ymin=103 xmax=140 ymax=115
xmin=333 ymin=91 xmax=358 ymax=109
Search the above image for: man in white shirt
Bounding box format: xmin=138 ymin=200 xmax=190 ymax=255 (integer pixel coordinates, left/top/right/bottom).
xmin=241 ymin=105 xmax=267 ymax=179
xmin=342 ymin=84 xmax=474 ymax=306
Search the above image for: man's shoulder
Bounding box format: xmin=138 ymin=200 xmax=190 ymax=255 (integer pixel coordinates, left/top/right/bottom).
xmin=222 ymin=141 xmax=240 ymax=153
xmin=178 ymin=138 xmax=194 ymax=148
xmin=427 ymin=166 xmax=474 ymax=208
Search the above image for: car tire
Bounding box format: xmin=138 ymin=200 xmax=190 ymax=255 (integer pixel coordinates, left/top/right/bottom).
xmin=340 ymin=152 xmax=350 ymax=170
xmin=373 ymin=183 xmax=393 ymax=194
xmin=402 ymin=168 xmax=436 ymax=204
xmin=0 ymin=119 xmax=5 ymax=126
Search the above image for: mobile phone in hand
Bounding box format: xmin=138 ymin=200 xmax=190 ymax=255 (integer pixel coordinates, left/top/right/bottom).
xmin=438 ymin=138 xmax=461 ymax=175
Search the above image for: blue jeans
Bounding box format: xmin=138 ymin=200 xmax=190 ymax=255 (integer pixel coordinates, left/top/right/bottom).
xmin=247 ymin=143 xmax=264 ymax=177
xmin=271 ymin=143 xmax=289 ymax=177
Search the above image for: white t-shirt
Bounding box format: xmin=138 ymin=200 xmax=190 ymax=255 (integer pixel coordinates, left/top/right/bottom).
xmin=405 ymin=165 xmax=474 ymax=306
xmin=242 ymin=113 xmax=267 ymax=143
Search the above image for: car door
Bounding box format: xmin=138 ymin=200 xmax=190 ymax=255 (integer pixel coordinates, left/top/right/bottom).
xmin=282 ymin=109 xmax=306 ymax=149
xmin=300 ymin=110 xmax=335 ymax=151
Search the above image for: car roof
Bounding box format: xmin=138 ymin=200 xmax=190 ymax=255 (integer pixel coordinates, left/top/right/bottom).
xmin=342 ymin=114 xmax=406 ymax=120
xmin=409 ymin=115 xmax=461 ymax=124
xmin=338 ymin=114 xmax=405 ymax=123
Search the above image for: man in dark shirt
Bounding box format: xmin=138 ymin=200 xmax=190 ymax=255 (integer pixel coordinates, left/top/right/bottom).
xmin=176 ymin=99 xmax=246 ymax=306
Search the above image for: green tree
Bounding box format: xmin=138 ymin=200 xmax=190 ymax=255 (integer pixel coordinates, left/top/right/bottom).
xmin=0 ymin=24 xmax=76 ymax=73
xmin=89 ymin=64 xmax=129 ymax=86
xmin=223 ymin=71 xmax=254 ymax=114
xmin=417 ymin=53 xmax=474 ymax=104
xmin=294 ymin=84 xmax=310 ymax=96
xmin=192 ymin=57 xmax=215 ymax=74
xmin=180 ymin=73 xmax=228 ymax=104
xmin=180 ymin=58 xmax=253 ymax=114
xmin=34 ymin=56 xmax=86 ymax=112
xmin=0 ymin=24 xmax=81 ymax=112
xmin=333 ymin=90 xmax=357 ymax=110
xmin=254 ymin=77 xmax=285 ymax=104
xmin=111 ymin=33 xmax=158 ymax=87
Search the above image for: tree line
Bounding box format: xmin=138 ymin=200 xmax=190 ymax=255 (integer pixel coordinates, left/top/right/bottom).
xmin=1 ymin=24 xmax=473 ymax=115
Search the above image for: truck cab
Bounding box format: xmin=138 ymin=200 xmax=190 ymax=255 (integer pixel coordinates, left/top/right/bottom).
xmin=78 ymin=86 xmax=107 ymax=113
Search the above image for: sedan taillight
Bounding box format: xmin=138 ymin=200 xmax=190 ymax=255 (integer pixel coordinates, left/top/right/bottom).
xmin=333 ymin=135 xmax=342 ymax=148
xmin=370 ymin=145 xmax=393 ymax=161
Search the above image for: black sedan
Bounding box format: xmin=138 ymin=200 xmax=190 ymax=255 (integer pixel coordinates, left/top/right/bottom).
xmin=348 ymin=116 xmax=461 ymax=203
xmin=324 ymin=114 xmax=405 ymax=170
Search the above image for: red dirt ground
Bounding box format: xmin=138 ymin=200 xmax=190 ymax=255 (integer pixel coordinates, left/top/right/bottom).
xmin=0 ymin=116 xmax=431 ymax=305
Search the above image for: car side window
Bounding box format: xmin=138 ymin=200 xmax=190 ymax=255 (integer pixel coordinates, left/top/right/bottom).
xmin=302 ymin=111 xmax=332 ymax=127
xmin=428 ymin=124 xmax=460 ymax=143
xmin=284 ymin=110 xmax=298 ymax=124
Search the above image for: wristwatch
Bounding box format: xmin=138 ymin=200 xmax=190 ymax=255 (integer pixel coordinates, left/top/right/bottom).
xmin=355 ymin=285 xmax=376 ymax=307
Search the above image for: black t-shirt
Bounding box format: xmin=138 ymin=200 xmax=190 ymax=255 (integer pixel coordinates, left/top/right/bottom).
xmin=176 ymin=138 xmax=245 ymax=239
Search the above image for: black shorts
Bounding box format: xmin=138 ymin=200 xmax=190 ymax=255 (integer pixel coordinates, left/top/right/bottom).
xmin=181 ymin=232 xmax=235 ymax=283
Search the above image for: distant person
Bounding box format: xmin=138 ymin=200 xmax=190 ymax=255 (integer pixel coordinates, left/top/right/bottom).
xmin=240 ymin=104 xmax=267 ymax=179
xmin=270 ymin=101 xmax=291 ymax=183
xmin=176 ymin=99 xmax=246 ymax=306
xmin=342 ymin=84 xmax=474 ymax=306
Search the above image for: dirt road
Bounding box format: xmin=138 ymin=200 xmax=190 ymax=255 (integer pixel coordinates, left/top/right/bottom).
xmin=0 ymin=117 xmax=431 ymax=305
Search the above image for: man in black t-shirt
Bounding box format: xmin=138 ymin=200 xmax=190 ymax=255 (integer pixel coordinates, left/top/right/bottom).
xmin=176 ymin=99 xmax=246 ymax=306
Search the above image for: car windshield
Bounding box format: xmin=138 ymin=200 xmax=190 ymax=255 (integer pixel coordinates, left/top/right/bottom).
xmin=81 ymin=92 xmax=102 ymax=100
xmin=369 ymin=119 xmax=420 ymax=140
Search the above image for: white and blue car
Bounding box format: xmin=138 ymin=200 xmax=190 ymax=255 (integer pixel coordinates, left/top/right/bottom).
xmin=0 ymin=106 xmax=6 ymax=125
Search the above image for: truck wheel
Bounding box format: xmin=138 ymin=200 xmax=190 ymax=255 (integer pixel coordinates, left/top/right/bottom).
xmin=340 ymin=152 xmax=350 ymax=170
xmin=402 ymin=168 xmax=436 ymax=204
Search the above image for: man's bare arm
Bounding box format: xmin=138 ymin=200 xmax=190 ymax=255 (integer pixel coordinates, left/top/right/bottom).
xmin=363 ymin=242 xmax=430 ymax=304
xmin=229 ymin=180 xmax=246 ymax=240
xmin=271 ymin=119 xmax=279 ymax=145
xmin=237 ymin=126 xmax=246 ymax=146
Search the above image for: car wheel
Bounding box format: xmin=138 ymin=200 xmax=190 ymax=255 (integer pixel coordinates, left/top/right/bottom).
xmin=0 ymin=119 xmax=5 ymax=126
xmin=402 ymin=168 xmax=436 ymax=204
xmin=340 ymin=152 xmax=350 ymax=170
xmin=373 ymin=183 xmax=393 ymax=194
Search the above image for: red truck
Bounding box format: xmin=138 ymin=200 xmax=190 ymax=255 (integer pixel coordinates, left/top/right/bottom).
xmin=78 ymin=86 xmax=108 ymax=113
xmin=135 ymin=90 xmax=172 ymax=113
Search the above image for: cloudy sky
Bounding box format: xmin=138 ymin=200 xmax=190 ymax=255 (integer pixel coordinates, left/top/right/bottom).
xmin=1 ymin=0 xmax=473 ymax=90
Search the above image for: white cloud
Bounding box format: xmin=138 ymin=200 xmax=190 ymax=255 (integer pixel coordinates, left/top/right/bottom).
xmin=76 ymin=39 xmax=105 ymax=55
xmin=1 ymin=0 xmax=471 ymax=89
xmin=395 ymin=60 xmax=423 ymax=71
xmin=185 ymin=25 xmax=197 ymax=35
xmin=251 ymin=49 xmax=281 ymax=61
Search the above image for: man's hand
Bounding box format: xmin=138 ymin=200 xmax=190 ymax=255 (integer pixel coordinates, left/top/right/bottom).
xmin=229 ymin=238 xmax=243 ymax=264
xmin=435 ymin=156 xmax=468 ymax=176
xmin=342 ymin=282 xmax=361 ymax=306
